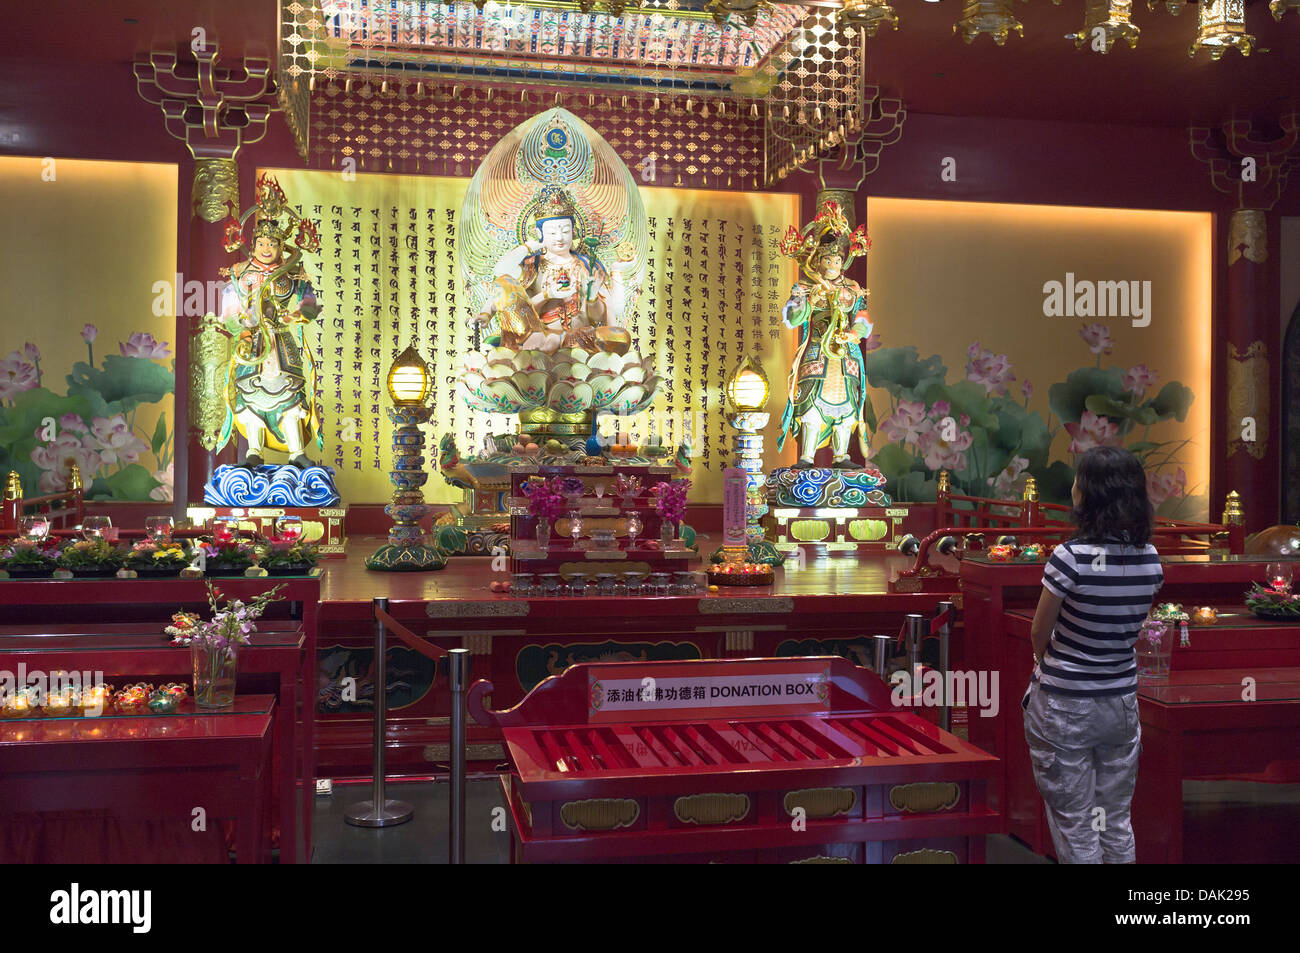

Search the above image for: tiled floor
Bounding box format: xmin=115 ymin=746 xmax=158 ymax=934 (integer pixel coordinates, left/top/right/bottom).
xmin=310 ymin=776 xmax=1300 ymax=863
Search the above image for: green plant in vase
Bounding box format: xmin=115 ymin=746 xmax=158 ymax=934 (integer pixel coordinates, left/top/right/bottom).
xmin=57 ymin=538 xmax=126 ymax=576
xmin=1245 ymin=582 xmax=1300 ymax=619
xmin=124 ymin=539 xmax=191 ymax=577
xmin=1 ymin=539 xmax=60 ymax=578
xmin=190 ymin=580 xmax=285 ymax=708
xmin=258 ymin=538 xmax=320 ymax=576
xmin=199 ymin=538 xmax=259 ymax=575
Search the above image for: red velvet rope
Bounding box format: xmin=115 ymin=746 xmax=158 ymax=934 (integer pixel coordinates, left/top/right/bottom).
xmin=376 ymin=607 xmax=448 ymax=662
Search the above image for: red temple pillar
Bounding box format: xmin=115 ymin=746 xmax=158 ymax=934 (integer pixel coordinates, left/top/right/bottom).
xmin=134 ymin=44 xmax=276 ymax=507
xmin=1191 ymin=117 xmax=1298 ymax=531
xmin=1222 ymin=208 xmax=1282 ymax=531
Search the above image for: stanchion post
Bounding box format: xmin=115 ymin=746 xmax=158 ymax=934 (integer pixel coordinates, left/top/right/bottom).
xmin=936 ymin=600 xmax=954 ymax=732
xmin=448 ymin=647 xmax=471 ymax=864
xmin=905 ymin=613 xmax=924 ymax=704
xmin=872 ymin=634 xmax=891 ymax=678
xmin=345 ymin=597 xmax=415 ymax=828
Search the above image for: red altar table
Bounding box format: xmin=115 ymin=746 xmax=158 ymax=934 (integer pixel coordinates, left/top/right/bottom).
xmin=0 ymin=574 xmax=318 ymax=862
xmin=0 ymin=695 xmax=275 ymax=864
xmin=1132 ymin=668 xmax=1300 ymax=864
xmin=471 ymin=656 xmax=999 ymax=863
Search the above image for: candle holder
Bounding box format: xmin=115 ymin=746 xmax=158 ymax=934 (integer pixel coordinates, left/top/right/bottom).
xmin=367 ymin=346 xmax=448 ymax=572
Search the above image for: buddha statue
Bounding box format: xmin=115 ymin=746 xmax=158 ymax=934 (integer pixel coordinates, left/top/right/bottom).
xmin=474 ymin=188 xmax=633 ymax=356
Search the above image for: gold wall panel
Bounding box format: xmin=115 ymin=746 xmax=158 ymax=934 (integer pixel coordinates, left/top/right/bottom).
xmin=263 ymin=167 xmax=797 ymax=503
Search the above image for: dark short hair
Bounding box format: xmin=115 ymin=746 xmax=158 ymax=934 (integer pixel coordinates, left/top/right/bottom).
xmin=1071 ymin=446 xmax=1153 ymax=546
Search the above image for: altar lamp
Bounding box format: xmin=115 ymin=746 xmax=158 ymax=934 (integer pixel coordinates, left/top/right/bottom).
xmin=725 ymin=355 xmax=771 ymax=547
xmin=366 ymin=346 xmax=446 ymax=572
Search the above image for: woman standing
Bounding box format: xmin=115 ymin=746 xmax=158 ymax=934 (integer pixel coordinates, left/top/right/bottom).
xmin=1024 ymin=446 xmax=1164 ymax=863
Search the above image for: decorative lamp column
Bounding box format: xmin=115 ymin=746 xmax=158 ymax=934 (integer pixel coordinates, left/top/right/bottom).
xmin=725 ymin=355 xmax=772 ymax=547
xmin=366 ymin=347 xmax=447 ymax=572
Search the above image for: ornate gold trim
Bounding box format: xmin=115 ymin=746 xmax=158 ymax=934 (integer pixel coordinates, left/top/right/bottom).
xmin=674 ymin=792 xmax=751 ymax=825
xmin=1228 ymin=208 xmax=1267 ymax=265
xmin=699 ymin=597 xmax=794 ymax=615
xmin=190 ymin=312 xmax=232 ymax=451
xmin=889 ymin=782 xmax=961 ymax=813
xmin=1226 ymin=340 xmax=1269 ymax=460
xmin=560 ymin=798 xmax=640 ymax=831
xmin=423 ymin=743 xmax=504 ymax=762
xmin=791 ymin=855 xmax=854 ymax=864
xmin=891 ymin=848 xmax=958 ymax=864
xmin=784 ymin=787 xmax=858 ymax=819
xmin=426 ymin=601 xmax=530 ymax=618
xmin=192 ymin=157 xmax=239 ymax=223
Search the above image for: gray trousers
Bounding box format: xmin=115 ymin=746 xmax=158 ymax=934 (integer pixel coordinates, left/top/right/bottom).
xmin=1023 ymin=683 xmax=1141 ymax=864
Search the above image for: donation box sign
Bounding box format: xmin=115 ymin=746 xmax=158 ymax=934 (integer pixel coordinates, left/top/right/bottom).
xmin=586 ymin=659 xmax=831 ymax=723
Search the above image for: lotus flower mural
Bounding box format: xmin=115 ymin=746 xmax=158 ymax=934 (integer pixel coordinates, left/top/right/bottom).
xmin=457 ymin=346 xmax=660 ymax=419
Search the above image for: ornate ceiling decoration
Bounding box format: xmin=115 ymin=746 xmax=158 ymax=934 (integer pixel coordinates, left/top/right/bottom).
xmin=280 ymin=0 xmax=872 ymax=189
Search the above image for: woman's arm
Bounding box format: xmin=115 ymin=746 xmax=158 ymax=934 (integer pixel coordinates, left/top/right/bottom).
xmin=1029 ymin=588 xmax=1064 ymax=664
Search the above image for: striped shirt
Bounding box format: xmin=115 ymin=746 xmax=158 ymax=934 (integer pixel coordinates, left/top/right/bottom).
xmin=1035 ymin=540 xmax=1164 ymax=697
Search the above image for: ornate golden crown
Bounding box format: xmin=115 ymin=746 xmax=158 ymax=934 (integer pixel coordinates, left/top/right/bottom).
xmin=222 ymin=173 xmax=320 ymax=256
xmin=779 ymin=200 xmax=871 ymax=268
xmin=533 ymin=189 xmax=580 ymax=226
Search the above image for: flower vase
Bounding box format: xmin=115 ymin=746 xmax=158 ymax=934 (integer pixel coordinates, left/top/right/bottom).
xmin=1135 ymin=621 xmax=1171 ymax=685
xmin=535 ymin=520 xmax=551 ymax=551
xmin=660 ymin=520 xmax=677 ymax=550
xmin=192 ymin=641 xmax=239 ymax=708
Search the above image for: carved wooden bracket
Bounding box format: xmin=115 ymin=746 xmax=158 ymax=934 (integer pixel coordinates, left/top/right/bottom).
xmin=1189 ymin=114 xmax=1300 ymax=212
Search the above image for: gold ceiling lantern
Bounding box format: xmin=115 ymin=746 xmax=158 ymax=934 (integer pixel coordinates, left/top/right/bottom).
xmin=1068 ymin=0 xmax=1140 ymax=51
xmin=1189 ymin=0 xmax=1256 ymax=59
xmin=955 ymin=0 xmax=1027 ymax=44
xmin=839 ymin=0 xmax=900 ymax=37
xmin=1146 ymin=0 xmax=1188 ymax=12
xmin=1270 ymin=0 xmax=1300 ymax=18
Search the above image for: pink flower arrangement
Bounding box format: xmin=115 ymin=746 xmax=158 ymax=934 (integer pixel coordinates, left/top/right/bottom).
xmin=119 ymin=332 xmax=172 ymax=360
xmin=0 ymin=350 xmax=38 ymax=403
xmin=1079 ymin=323 xmax=1115 ymax=356
xmin=521 ymin=477 xmax=565 ymax=520
xmin=916 ymin=424 xmax=974 ymax=472
xmin=1064 ymin=410 xmax=1120 ymax=454
xmin=880 ymin=400 xmax=932 ymax=446
xmin=965 ymin=342 xmax=1015 ymax=395
xmin=612 ymin=473 xmax=643 ymax=501
xmin=1146 ymin=467 xmax=1187 ymax=506
xmin=649 ymin=479 xmax=690 ymax=524
xmin=1122 ymin=364 xmax=1159 ymax=398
